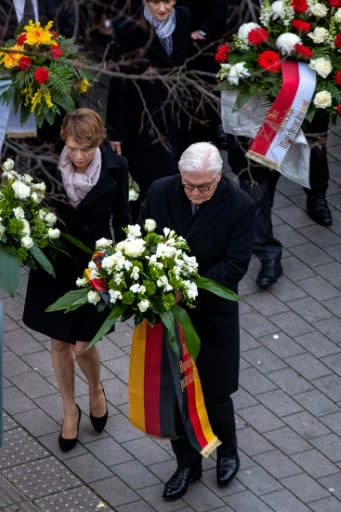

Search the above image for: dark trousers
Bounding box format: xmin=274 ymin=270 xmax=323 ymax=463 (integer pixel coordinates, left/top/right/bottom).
xmin=171 ymin=396 xmax=237 ymax=468
xmin=227 ymin=135 xmax=282 ymax=262
xmin=304 ymin=110 xmax=329 ymax=195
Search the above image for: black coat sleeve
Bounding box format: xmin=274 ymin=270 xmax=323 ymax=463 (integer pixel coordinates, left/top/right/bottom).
xmin=110 ymin=153 xmax=132 ymax=241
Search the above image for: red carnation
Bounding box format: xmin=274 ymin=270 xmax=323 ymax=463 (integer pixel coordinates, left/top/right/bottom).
xmin=50 ymin=44 xmax=63 ymax=59
xmin=33 ymin=66 xmax=49 ymax=84
xmin=258 ymin=50 xmax=281 ymax=73
xmin=248 ymin=27 xmax=269 ymax=45
xmin=335 ymin=70 xmax=341 ymax=87
xmin=337 ymin=104 xmax=341 ymax=116
xmin=291 ymin=0 xmax=309 ymax=13
xmin=214 ymin=43 xmax=231 ymax=63
xmin=18 ymin=56 xmax=32 ymax=71
xmin=292 ymin=19 xmax=311 ymax=32
xmin=16 ymin=33 xmax=26 ymax=45
xmin=329 ymin=0 xmax=341 ymax=7
xmin=295 ymin=43 xmax=314 ymax=58
xmin=335 ymin=34 xmax=341 ymax=48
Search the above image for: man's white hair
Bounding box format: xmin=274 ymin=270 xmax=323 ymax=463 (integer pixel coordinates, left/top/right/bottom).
xmin=178 ymin=142 xmax=223 ymax=175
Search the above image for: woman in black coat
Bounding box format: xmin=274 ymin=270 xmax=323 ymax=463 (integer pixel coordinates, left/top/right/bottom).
xmin=106 ymin=0 xmax=192 ymax=218
xmin=23 ymin=108 xmax=131 ymax=452
xmin=139 ymin=142 xmax=255 ymax=500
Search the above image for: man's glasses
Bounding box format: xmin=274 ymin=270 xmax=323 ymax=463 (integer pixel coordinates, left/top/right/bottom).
xmin=182 ymin=174 xmax=220 ymax=192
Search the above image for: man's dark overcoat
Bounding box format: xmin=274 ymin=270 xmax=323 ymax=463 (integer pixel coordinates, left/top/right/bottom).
xmin=139 ymin=175 xmax=255 ymax=400
xmin=106 ymin=5 xmax=192 ymax=201
xmin=23 ymin=142 xmax=131 ymax=342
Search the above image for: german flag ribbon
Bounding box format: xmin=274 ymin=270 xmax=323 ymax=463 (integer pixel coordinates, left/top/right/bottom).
xmin=129 ymin=320 xmax=221 ymax=457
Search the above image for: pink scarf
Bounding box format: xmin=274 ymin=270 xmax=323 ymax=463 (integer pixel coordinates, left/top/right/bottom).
xmin=58 ymin=146 xmax=102 ymax=207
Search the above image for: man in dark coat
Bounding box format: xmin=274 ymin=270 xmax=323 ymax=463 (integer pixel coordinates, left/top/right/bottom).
xmin=139 ymin=141 xmax=255 ymax=501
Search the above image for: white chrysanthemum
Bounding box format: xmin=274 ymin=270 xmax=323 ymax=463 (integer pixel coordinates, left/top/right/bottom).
xmin=95 ymin=237 xmax=112 ymax=249
xmin=87 ymin=290 xmax=101 ymax=304
xmin=308 ymin=27 xmax=329 ymax=44
xmin=270 ymin=0 xmax=288 ymax=20
xmin=21 ymin=235 xmax=33 ymax=249
xmin=227 ymin=62 xmax=251 ymax=85
xmin=48 ymin=228 xmax=61 ymax=239
xmin=335 ymin=8 xmax=341 ymax=23
xmin=12 ymin=180 xmax=30 ymax=200
xmin=313 ymin=90 xmax=332 ymax=108
xmin=276 ymin=32 xmax=301 ymax=55
xmin=309 ymin=57 xmax=332 ymax=78
xmin=130 ymin=283 xmax=146 ymax=294
xmin=311 ymin=2 xmax=328 ymax=18
xmin=109 ymin=289 xmax=123 ymax=304
xmin=155 ymin=242 xmax=176 ymax=258
xmin=2 ymin=158 xmax=14 ymax=172
xmin=237 ymin=22 xmax=261 ymax=43
xmin=144 ymin=218 xmax=156 ymax=232
xmin=44 ymin=212 xmax=57 ymax=226
xmin=137 ymin=299 xmax=150 ymax=312
xmin=76 ymin=277 xmax=88 ymax=287
xmin=13 ymin=207 xmax=25 ymax=219
xmin=125 ymin=224 xmax=142 ymax=239
xmin=21 ymin=219 xmax=30 ymax=236
xmin=183 ymin=281 xmax=198 ymax=300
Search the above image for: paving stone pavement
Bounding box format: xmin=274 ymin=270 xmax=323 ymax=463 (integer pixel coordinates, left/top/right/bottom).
xmin=1 ymin=123 xmax=341 ymax=511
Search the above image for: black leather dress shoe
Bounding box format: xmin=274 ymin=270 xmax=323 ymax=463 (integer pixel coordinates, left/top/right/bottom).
xmin=307 ymin=194 xmax=332 ymax=226
xmin=257 ymin=259 xmax=283 ymax=288
xmin=90 ymin=384 xmax=108 ymax=433
xmin=163 ymin=466 xmax=202 ymax=501
xmin=217 ymin=448 xmax=240 ymax=487
xmin=59 ymin=404 xmax=81 ymax=453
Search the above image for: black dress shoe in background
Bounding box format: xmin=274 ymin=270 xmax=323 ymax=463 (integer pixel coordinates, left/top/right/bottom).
xmin=163 ymin=465 xmax=202 ymax=501
xmin=307 ymin=194 xmax=332 ymax=226
xmin=257 ymin=259 xmax=283 ymax=288
xmin=217 ymin=446 xmax=240 ymax=487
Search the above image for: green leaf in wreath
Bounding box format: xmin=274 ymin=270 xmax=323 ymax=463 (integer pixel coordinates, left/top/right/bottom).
xmin=29 ymin=244 xmax=56 ymax=278
xmin=61 ymin=232 xmax=93 ymax=254
xmin=0 ymin=246 xmax=21 ymax=297
xmin=171 ymin=304 xmax=201 ymax=360
xmin=46 ymin=288 xmax=89 ymax=312
xmin=160 ymin=310 xmax=179 ymax=357
xmin=86 ymin=303 xmax=127 ymax=351
xmin=195 ymin=276 xmax=239 ymax=302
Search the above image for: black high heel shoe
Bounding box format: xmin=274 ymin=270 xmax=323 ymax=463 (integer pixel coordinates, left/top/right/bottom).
xmin=90 ymin=384 xmax=108 ymax=433
xmin=59 ymin=404 xmax=81 ymax=453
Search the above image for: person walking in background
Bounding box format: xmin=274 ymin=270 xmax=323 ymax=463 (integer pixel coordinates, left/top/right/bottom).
xmin=23 ymin=108 xmax=131 ymax=452
xmin=106 ymin=0 xmax=193 ymax=219
xmin=139 ymin=142 xmax=255 ymax=501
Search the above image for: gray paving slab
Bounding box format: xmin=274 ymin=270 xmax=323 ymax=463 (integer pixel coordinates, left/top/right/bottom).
xmin=1 ymin=125 xmax=341 ymax=512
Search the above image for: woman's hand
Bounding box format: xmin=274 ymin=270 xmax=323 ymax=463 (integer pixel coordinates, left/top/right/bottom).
xmin=110 ymin=141 xmax=122 ymax=155
xmin=191 ymin=30 xmax=206 ymax=41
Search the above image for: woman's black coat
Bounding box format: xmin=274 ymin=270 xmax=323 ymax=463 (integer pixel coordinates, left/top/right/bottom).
xmin=139 ymin=175 xmax=255 ymax=400
xmin=23 ymin=142 xmax=131 ymax=342
xmin=106 ymin=5 xmax=192 ymax=200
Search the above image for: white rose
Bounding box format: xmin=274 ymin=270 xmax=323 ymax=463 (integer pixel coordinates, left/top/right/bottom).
xmin=237 ymin=22 xmax=261 ymax=43
xmin=44 ymin=212 xmax=57 ymax=226
xmin=228 ymin=62 xmax=251 ymax=85
xmin=48 ymin=228 xmax=61 ymax=239
xmin=2 ymin=158 xmax=14 ymax=172
xmin=129 ymin=189 xmax=139 ymax=202
xmin=308 ymin=27 xmax=329 ymax=44
xmin=126 ymin=224 xmax=141 ymax=239
xmin=38 ymin=209 xmax=46 ymax=220
xmin=31 ymin=192 xmax=40 ymax=203
xmin=21 ymin=235 xmax=33 ymax=249
xmin=313 ymin=90 xmax=332 ymax=108
xmin=276 ymin=33 xmax=301 ymax=55
xmin=76 ymin=277 xmax=88 ymax=287
xmin=109 ymin=289 xmax=122 ymax=304
xmin=87 ymin=290 xmax=101 ymax=304
xmin=23 ymin=174 xmax=33 ymax=184
xmin=13 ymin=207 xmax=25 ymax=219
xmin=32 ymin=182 xmax=46 ymax=193
xmin=309 ymin=57 xmax=332 ymax=78
xmin=21 ymin=219 xmax=30 ymax=236
xmin=137 ymin=299 xmax=150 ymax=312
xmin=311 ymin=3 xmax=328 ymax=17
xmin=12 ymin=180 xmax=31 ymax=200
xmin=144 ymin=218 xmax=156 ymax=232
xmin=120 ymin=238 xmax=145 ymax=257
xmin=95 ymin=237 xmax=112 ymax=249
xmin=335 ymin=8 xmax=341 ymax=23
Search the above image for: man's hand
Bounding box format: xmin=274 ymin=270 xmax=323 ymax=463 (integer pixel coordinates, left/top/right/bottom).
xmin=110 ymin=141 xmax=122 ymax=155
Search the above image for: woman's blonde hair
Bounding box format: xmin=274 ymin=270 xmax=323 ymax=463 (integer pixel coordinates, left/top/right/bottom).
xmin=60 ymin=108 xmax=106 ymax=147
